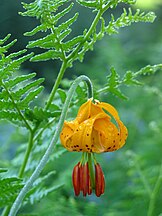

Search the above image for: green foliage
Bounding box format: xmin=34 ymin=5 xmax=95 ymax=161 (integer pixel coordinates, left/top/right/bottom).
xmin=0 ymin=168 xmax=8 ymax=173
xmin=20 ymin=0 xmax=155 ymax=67
xmin=0 ymin=35 xmax=44 ymax=127
xmin=105 ymin=8 xmax=156 ymax=35
xmin=0 ymin=177 xmax=23 ymax=208
xmin=98 ymin=64 xmax=162 ymax=99
xmin=25 ymin=171 xmax=63 ymax=205
xmin=0 ymin=0 xmax=161 ymax=215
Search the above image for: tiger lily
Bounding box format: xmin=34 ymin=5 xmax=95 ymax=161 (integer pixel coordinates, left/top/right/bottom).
xmin=60 ymin=99 xmax=128 ymax=197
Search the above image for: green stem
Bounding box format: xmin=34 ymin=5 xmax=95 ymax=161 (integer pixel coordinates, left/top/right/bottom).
xmin=147 ymin=162 xmax=162 ymax=216
xmin=18 ymin=131 xmax=35 ymax=178
xmin=45 ymin=60 xmax=67 ymax=111
xmin=1 ymin=206 xmax=10 ymax=216
xmin=67 ymin=9 xmax=103 ymax=61
xmin=88 ymin=153 xmax=95 ymax=188
xmin=44 ymin=2 xmax=110 ymax=111
xmin=9 ymin=75 xmax=93 ymax=216
xmin=2 ymin=131 xmax=35 ymax=216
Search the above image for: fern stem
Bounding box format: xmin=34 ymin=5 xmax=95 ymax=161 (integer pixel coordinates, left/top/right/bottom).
xmin=147 ymin=162 xmax=162 ymax=216
xmin=67 ymin=9 xmax=103 ymax=61
xmin=1 ymin=82 xmax=32 ymax=132
xmin=66 ymin=1 xmax=111 ymax=62
xmin=9 ymin=75 xmax=93 ymax=216
xmin=1 ymin=206 xmax=11 ymax=216
xmin=51 ymin=26 xmax=66 ymax=61
xmin=45 ymin=60 xmax=67 ymax=110
xmin=18 ymin=131 xmax=35 ymax=178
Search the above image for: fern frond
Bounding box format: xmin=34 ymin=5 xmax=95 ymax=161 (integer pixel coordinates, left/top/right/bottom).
xmin=106 ymin=8 xmax=156 ymax=35
xmin=0 ymin=177 xmax=23 ymax=207
xmin=98 ymin=64 xmax=162 ymax=99
xmin=30 ymin=50 xmax=63 ymax=62
xmin=21 ymin=0 xmax=156 ymax=69
xmin=26 ymin=184 xmax=63 ymax=205
xmin=24 ymin=106 xmax=61 ymax=122
xmin=0 ymin=35 xmax=44 ymax=127
xmin=76 ymin=0 xmax=136 ymax=9
xmin=76 ymin=0 xmax=100 ymax=9
xmin=106 ymin=67 xmax=128 ymax=99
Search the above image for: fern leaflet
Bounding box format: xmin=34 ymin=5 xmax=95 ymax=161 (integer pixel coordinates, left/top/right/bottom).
xmin=0 ymin=35 xmax=44 ymax=128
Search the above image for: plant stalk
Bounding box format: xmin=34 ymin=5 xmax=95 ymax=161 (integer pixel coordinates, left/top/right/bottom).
xmin=9 ymin=75 xmax=93 ymax=216
xmin=18 ymin=131 xmax=35 ymax=178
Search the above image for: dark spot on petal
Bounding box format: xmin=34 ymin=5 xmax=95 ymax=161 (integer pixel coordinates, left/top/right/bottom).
xmin=113 ymin=145 xmax=115 ymax=148
xmin=80 ymin=149 xmax=82 ymax=151
xmin=108 ymin=147 xmax=111 ymax=149
xmin=86 ymin=145 xmax=88 ymax=147
xmin=87 ymin=134 xmax=89 ymax=136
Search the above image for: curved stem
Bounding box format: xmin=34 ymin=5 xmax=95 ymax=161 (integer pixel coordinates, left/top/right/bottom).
xmin=9 ymin=75 xmax=93 ymax=216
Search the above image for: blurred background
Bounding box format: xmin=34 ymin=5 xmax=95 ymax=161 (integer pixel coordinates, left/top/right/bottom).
xmin=0 ymin=0 xmax=162 ymax=215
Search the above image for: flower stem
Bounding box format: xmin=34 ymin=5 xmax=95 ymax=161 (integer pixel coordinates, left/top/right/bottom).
xmin=88 ymin=153 xmax=95 ymax=188
xmin=9 ymin=75 xmax=93 ymax=216
xmin=147 ymin=162 xmax=162 ymax=216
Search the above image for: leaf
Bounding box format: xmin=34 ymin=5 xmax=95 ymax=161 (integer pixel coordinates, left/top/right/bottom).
xmin=57 ymin=88 xmax=66 ymax=104
xmin=18 ymin=86 xmax=44 ymax=108
xmin=0 ymin=35 xmax=44 ymax=126
xmin=26 ymin=184 xmax=63 ymax=205
xmin=106 ymin=8 xmax=156 ymax=35
xmin=123 ymin=71 xmax=142 ymax=86
xmin=31 ymin=50 xmax=63 ymax=61
xmin=5 ymin=73 xmax=37 ymax=89
xmin=136 ymin=64 xmax=162 ymax=75
xmin=62 ymin=36 xmax=84 ymax=52
xmin=24 ymin=107 xmax=61 ymax=122
xmin=106 ymin=67 xmax=128 ymax=99
xmin=0 ymin=168 xmax=8 ymax=174
xmin=76 ymin=0 xmax=99 ymax=9
xmin=0 ymin=177 xmax=23 ymax=207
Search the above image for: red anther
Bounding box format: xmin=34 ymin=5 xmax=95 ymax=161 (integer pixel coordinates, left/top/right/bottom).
xmin=95 ymin=163 xmax=105 ymax=197
xmin=72 ymin=162 xmax=80 ymax=196
xmin=82 ymin=163 xmax=89 ymax=196
xmin=79 ymin=163 xmax=83 ymax=192
xmin=88 ymin=174 xmax=92 ymax=195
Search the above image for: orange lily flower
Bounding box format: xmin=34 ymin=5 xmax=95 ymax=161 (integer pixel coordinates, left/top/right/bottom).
xmin=60 ymin=99 xmax=128 ymax=197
